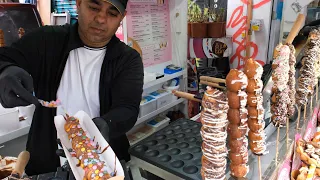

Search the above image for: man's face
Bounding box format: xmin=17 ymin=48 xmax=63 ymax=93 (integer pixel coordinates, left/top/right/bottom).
xmin=76 ymin=0 xmax=125 ymax=45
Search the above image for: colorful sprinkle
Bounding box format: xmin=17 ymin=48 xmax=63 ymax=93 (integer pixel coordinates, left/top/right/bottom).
xmin=93 ymin=165 xmax=97 ymax=170
xmin=89 ymin=164 xmax=93 ymax=168
xmin=95 ymin=170 xmax=99 ymax=174
xmin=99 ymin=173 xmax=104 ymax=177
xmin=81 ymin=148 xmax=85 ymax=152
xmin=94 ymin=176 xmax=99 ymax=180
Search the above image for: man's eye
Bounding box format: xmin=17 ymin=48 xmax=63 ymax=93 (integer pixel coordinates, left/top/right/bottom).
xmin=89 ymin=6 xmax=99 ymax=11
xmin=109 ymin=12 xmax=117 ymax=17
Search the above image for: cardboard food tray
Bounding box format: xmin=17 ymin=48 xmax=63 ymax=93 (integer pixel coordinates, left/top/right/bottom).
xmin=54 ymin=111 xmax=124 ymax=180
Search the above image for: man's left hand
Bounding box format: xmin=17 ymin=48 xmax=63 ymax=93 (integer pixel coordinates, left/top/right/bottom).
xmin=92 ymin=117 xmax=110 ymax=142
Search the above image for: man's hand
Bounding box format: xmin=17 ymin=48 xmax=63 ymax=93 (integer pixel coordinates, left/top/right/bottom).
xmin=92 ymin=117 xmax=110 ymax=142
xmin=0 ymin=66 xmax=39 ymax=108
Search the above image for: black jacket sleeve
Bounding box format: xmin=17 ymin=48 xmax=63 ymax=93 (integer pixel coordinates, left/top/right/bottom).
xmin=102 ymin=49 xmax=144 ymax=138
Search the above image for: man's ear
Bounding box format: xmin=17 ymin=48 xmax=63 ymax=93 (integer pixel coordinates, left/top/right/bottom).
xmin=122 ymin=10 xmax=127 ymax=19
xmin=76 ymin=0 xmax=82 ymax=10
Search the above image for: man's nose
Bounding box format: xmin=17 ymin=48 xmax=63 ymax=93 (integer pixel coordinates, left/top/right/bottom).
xmin=95 ymin=11 xmax=107 ymax=24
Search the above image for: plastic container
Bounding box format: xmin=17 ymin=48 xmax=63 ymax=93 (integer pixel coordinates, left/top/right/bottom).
xmin=150 ymin=89 xmax=172 ymax=108
xmin=163 ymin=85 xmax=180 ymax=101
xmin=146 ymin=116 xmax=170 ymax=131
xmin=140 ymin=96 xmax=157 ymax=117
xmin=207 ymin=22 xmax=226 ymax=38
xmin=0 ymin=107 xmax=19 ymax=135
xmin=144 ymin=72 xmax=157 ymax=84
xmin=163 ymin=78 xmax=180 ymax=101
xmin=164 ymin=65 xmax=183 ymax=74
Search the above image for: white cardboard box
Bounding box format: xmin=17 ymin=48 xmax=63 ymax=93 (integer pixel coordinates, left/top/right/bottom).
xmin=54 ymin=111 xmax=124 ymax=180
xmin=150 ymin=89 xmax=172 ymax=108
xmin=0 ymin=107 xmax=19 ymax=136
xmin=139 ymin=96 xmax=157 ymax=117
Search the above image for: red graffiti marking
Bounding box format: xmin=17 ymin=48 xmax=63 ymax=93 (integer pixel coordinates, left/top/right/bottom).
xmin=228 ymin=0 xmax=271 ymax=69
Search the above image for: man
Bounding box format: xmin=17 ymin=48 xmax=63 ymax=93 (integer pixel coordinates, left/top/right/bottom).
xmin=0 ymin=0 xmax=143 ymax=175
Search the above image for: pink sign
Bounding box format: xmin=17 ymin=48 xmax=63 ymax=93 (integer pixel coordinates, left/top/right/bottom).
xmin=277 ymin=159 xmax=291 ymax=180
xmin=126 ymin=0 xmax=172 ymax=67
xmin=292 ymin=134 xmax=302 ymax=172
xmin=303 ymin=107 xmax=319 ymax=141
xmin=115 ymin=21 xmax=124 ymax=42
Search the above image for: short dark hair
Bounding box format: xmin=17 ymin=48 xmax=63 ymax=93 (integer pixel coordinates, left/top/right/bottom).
xmin=119 ymin=0 xmax=128 ymax=9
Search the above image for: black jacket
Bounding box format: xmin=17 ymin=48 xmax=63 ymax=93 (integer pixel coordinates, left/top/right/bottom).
xmin=0 ymin=23 xmax=143 ymax=175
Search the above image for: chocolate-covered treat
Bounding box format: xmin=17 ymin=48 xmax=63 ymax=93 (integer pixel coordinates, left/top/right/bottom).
xmin=296 ymin=30 xmax=320 ymax=106
xmin=226 ymin=69 xmax=248 ymax=93
xmin=287 ymin=44 xmax=296 ymax=117
xmin=64 ymin=115 xmax=115 ymax=179
xmin=271 ymin=45 xmax=290 ymax=127
xmin=226 ymin=68 xmax=249 ymax=178
xmin=200 ymin=87 xmax=229 ymax=180
xmin=244 ymin=58 xmax=267 ymax=156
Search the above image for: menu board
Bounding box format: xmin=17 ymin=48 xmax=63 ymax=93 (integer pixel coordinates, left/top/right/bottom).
xmin=126 ymin=0 xmax=172 ymax=67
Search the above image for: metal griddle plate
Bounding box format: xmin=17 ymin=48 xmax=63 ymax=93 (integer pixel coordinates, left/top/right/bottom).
xmin=130 ymin=119 xmax=212 ymax=180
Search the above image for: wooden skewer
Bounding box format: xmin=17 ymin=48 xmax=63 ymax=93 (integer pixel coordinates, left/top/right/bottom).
xmin=258 ymin=156 xmax=262 ymax=180
xmin=172 ymin=90 xmax=201 ymax=103
xmin=245 ymin=0 xmax=253 ymax=60
xmin=310 ymin=95 xmax=313 ymax=115
xmin=199 ymin=76 xmax=226 ymax=84
xmin=8 ymin=151 xmax=30 ymax=179
xmin=200 ymin=80 xmax=226 ymax=90
xmin=316 ymin=85 xmax=319 ymax=102
xmin=304 ymin=103 xmax=307 ymax=123
xmin=285 ymin=14 xmax=305 ymax=44
xmin=286 ymin=117 xmax=289 ymax=150
xmin=296 ymin=106 xmax=301 ymax=130
xmin=276 ymin=127 xmax=280 ymax=166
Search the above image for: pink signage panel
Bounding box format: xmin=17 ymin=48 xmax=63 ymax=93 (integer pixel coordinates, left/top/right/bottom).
xmin=126 ymin=0 xmax=172 ymax=67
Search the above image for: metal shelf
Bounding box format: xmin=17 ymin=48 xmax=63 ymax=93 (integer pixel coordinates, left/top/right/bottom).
xmin=143 ymin=70 xmax=187 ymax=90
xmin=135 ymin=98 xmax=186 ymax=126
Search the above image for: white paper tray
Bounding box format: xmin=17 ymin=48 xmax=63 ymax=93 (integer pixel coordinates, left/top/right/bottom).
xmin=54 ymin=111 xmax=124 ymax=180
